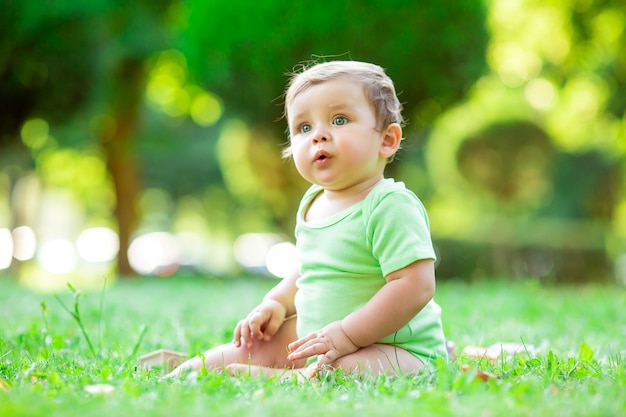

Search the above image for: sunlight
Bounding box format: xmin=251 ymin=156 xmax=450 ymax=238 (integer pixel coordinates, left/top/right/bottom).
xmin=0 ymin=228 xmax=12 ymax=270
xmin=234 ymin=233 xmax=283 ymax=272
xmin=146 ymin=49 xmax=223 ymax=124
xmin=128 ymin=232 xmax=180 ymax=276
xmin=490 ymin=43 xmax=541 ymax=87
xmin=525 ymin=78 xmax=556 ymax=110
xmin=147 ymin=73 xmax=179 ymax=109
xmin=20 ymin=118 xmax=49 ymax=150
xmin=216 ymin=120 xmax=260 ymax=198
xmin=563 ymin=77 xmax=602 ymax=121
xmin=190 ymin=90 xmax=223 ymax=126
xmin=591 ymin=8 xmax=625 ymax=47
xmin=37 ymin=239 xmax=78 ymax=274
xmin=146 ymin=50 xmax=186 ymax=106
xmin=11 ymin=225 xmax=37 ymax=261
xmin=38 ymin=150 xmax=111 ymax=207
xmin=265 ymin=241 xmax=298 ymax=279
xmin=164 ymin=89 xmax=191 ymax=118
xmin=76 ymin=227 xmax=119 ymax=263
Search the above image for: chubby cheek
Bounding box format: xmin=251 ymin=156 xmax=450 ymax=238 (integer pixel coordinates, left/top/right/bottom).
xmin=292 ymin=150 xmax=311 ymax=180
xmin=291 ymin=149 xmax=310 ymax=177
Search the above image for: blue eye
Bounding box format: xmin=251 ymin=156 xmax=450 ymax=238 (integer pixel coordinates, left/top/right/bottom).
xmin=333 ymin=116 xmax=347 ymax=126
xmin=300 ymin=124 xmax=311 ymax=133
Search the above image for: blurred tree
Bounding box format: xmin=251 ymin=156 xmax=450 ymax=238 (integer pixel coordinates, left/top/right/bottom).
xmin=182 ymin=0 xmax=488 ymax=124
xmin=0 ymin=0 xmax=175 ymax=276
xmin=178 ymin=0 xmax=490 ymax=232
xmin=457 ymin=121 xmax=555 ymax=207
xmin=425 ymin=0 xmax=625 ymax=282
xmin=3 ymin=0 xmax=622 ymax=283
xmin=95 ymin=2 xmax=173 ymax=276
xmin=0 ymin=1 xmax=104 ymax=278
xmin=1 ymin=0 xmax=489 ymax=276
xmin=0 ymin=2 xmax=96 ymax=141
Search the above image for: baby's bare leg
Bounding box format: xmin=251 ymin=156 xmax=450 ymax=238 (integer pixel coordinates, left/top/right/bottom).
xmin=329 ymin=344 xmax=425 ymax=376
xmin=229 ymin=344 xmax=425 ymax=380
xmin=168 ymin=317 xmax=302 ymax=377
xmin=227 ymin=360 xmax=318 ymax=380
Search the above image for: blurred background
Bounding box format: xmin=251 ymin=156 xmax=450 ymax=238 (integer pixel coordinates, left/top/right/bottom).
xmin=0 ymin=0 xmax=624 ymax=290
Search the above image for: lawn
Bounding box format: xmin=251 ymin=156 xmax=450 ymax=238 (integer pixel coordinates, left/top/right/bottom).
xmin=0 ymin=275 xmax=624 ymax=417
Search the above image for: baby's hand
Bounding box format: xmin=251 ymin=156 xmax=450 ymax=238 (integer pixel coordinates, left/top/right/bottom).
xmin=287 ymin=321 xmax=359 ymax=366
xmin=233 ymin=299 xmax=286 ymax=348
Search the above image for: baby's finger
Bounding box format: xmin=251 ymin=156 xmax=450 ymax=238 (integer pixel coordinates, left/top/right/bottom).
xmin=292 ymin=338 xmax=319 ymax=353
xmin=287 ymin=333 xmax=316 ymax=351
xmin=239 ymin=320 xmax=254 ymax=347
xmin=232 ymin=320 xmax=244 ymax=347
xmin=316 ymin=350 xmax=339 ymax=366
xmin=261 ymin=316 xmax=282 ymax=340
xmin=288 ymin=340 xmax=328 ymax=361
xmin=248 ymin=311 xmax=266 ymax=340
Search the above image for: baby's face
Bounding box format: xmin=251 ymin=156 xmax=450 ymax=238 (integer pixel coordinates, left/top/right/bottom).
xmin=287 ymin=78 xmax=388 ymax=192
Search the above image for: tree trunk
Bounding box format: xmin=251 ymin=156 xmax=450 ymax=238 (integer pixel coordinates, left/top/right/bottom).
xmin=100 ymin=57 xmax=145 ymax=277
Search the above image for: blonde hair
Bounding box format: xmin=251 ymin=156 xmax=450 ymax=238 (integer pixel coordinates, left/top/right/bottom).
xmin=282 ymin=60 xmax=404 ymax=158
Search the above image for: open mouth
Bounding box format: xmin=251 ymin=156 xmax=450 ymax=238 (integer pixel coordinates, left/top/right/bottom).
xmin=314 ymin=150 xmax=330 ymax=162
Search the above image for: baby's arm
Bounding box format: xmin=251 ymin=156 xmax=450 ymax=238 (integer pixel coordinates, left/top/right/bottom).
xmin=288 ymin=259 xmax=435 ymax=365
xmin=233 ymin=266 xmax=300 ymax=348
xmin=342 ymin=258 xmax=435 ymax=346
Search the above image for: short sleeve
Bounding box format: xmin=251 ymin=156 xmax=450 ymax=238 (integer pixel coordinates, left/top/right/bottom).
xmin=364 ymin=186 xmax=436 ymax=277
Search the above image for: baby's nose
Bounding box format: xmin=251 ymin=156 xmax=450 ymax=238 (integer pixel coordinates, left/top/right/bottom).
xmin=312 ymin=128 xmax=329 ymax=143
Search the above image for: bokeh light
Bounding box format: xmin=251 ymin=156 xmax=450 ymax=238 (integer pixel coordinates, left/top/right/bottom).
xmin=190 ymin=91 xmax=223 ymax=126
xmin=233 ymin=233 xmax=283 ymax=272
xmin=37 ymin=239 xmax=78 ymax=274
xmin=525 ymin=78 xmax=556 ymax=109
xmin=76 ymin=227 xmax=119 ymax=263
xmin=265 ymin=241 xmax=298 ymax=279
xmin=12 ymin=226 xmax=37 ymax=261
xmin=233 ymin=233 xmax=298 ymax=277
xmin=20 ymin=118 xmax=49 ymax=150
xmin=146 ymin=49 xmax=223 ymax=125
xmin=128 ymin=232 xmax=180 ymax=276
xmin=0 ymin=228 xmax=13 ymax=269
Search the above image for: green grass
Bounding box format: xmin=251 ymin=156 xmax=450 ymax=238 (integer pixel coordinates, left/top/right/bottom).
xmin=0 ymin=275 xmax=624 ymax=417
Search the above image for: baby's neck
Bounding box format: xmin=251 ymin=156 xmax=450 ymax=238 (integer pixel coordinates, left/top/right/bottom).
xmin=305 ymin=177 xmax=384 ymax=222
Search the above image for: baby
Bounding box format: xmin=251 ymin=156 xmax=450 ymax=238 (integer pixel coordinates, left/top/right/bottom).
xmin=170 ymin=60 xmax=447 ymax=379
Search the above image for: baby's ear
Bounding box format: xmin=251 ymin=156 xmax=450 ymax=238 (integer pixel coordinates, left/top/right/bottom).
xmin=379 ymin=123 xmax=403 ymax=159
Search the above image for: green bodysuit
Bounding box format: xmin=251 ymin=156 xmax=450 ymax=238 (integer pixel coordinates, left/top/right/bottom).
xmin=293 ymin=179 xmax=447 ymax=370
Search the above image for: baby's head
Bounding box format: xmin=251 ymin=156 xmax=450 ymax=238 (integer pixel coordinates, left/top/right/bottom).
xmin=283 ymin=60 xmax=404 ymax=158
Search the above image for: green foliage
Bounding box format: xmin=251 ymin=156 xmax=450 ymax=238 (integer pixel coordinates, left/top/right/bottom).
xmin=0 ymin=0 xmax=174 ymax=142
xmin=0 ymin=277 xmax=624 ymax=416
xmin=1 ymin=0 xmax=624 ymax=283
xmin=568 ymin=0 xmax=626 ymax=118
xmin=53 ymin=283 xmax=98 ymax=358
xmin=181 ymin=0 xmax=490 ymax=126
xmin=0 ymin=2 xmax=98 ymax=140
xmin=457 ymin=121 xmax=555 ymax=205
xmin=423 ymin=0 xmax=626 ymax=281
xmin=167 ymin=0 xmax=490 ymax=237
